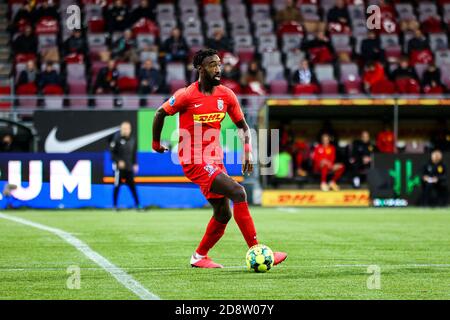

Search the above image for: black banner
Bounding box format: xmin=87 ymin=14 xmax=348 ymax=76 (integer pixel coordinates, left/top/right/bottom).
xmin=34 ymin=111 xmax=137 ymax=153
xmin=369 ymin=153 xmax=450 ymax=206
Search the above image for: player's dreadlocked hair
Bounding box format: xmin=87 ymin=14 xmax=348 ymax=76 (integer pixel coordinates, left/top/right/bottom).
xmin=193 ymin=48 xmax=218 ymax=69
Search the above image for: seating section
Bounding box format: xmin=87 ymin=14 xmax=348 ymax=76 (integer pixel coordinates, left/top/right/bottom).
xmin=8 ymin=0 xmax=450 ymax=109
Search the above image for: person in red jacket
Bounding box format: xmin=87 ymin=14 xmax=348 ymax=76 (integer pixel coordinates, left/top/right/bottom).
xmin=363 ymin=61 xmax=386 ymax=93
xmin=312 ymin=133 xmax=345 ymax=191
xmin=376 ymin=124 xmax=395 ymax=153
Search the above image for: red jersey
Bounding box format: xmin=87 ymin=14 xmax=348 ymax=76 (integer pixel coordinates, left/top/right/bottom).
xmin=312 ymin=144 xmax=336 ymax=165
xmin=376 ymin=130 xmax=395 ymax=153
xmin=161 ymin=81 xmax=244 ymax=165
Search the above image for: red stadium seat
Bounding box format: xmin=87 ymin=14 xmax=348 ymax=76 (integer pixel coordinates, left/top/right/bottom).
xmin=423 ymin=85 xmax=444 ymax=94
xmin=132 ymin=18 xmax=159 ymax=37
xmin=293 ymin=83 xmax=319 ymax=95
xmin=88 ymin=18 xmax=105 ymax=33
xmin=422 ymin=17 xmax=443 ymax=33
xmin=221 ymin=79 xmax=242 ymax=94
xmin=42 ymin=85 xmax=64 ymax=95
xmin=410 ymin=49 xmax=434 ymax=65
xmin=343 ymin=80 xmax=362 ymax=94
xmin=370 ymin=79 xmax=396 ymax=94
xmin=16 ymin=83 xmax=37 ymax=95
xmin=15 ymin=53 xmax=36 ymax=64
xmin=308 ymin=46 xmax=334 ymax=64
xmin=170 ymin=79 xmax=187 ymax=93
xmin=277 ymin=21 xmax=304 ymax=36
xmin=118 ymin=77 xmax=139 ymax=93
xmin=395 ymin=78 xmax=421 ymax=94
xmin=327 ymin=22 xmax=351 ymax=35
xmin=64 ymin=53 xmax=84 ymax=64
xmin=35 ymin=18 xmax=59 ymax=34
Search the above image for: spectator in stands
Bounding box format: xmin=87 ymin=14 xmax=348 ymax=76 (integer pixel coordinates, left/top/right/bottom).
xmin=12 ymin=1 xmax=37 ymax=30
xmin=240 ymin=60 xmax=266 ymax=95
xmin=391 ymin=56 xmax=419 ymax=82
xmin=0 ymin=134 xmax=16 ymax=152
xmin=327 ymin=0 xmax=351 ymax=26
xmin=363 ymin=61 xmax=386 ymax=93
xmin=349 ymin=130 xmax=376 ymax=188
xmin=301 ymin=31 xmax=334 ymax=64
xmin=112 ymin=29 xmax=139 ymax=63
xmin=422 ymin=63 xmax=444 ymax=91
xmin=103 ymin=0 xmax=130 ymax=33
xmin=222 ymin=62 xmax=240 ymax=82
xmin=206 ymin=28 xmax=232 ymax=53
xmin=421 ymin=149 xmax=448 ymax=207
xmin=376 ymin=123 xmax=395 ymax=153
xmin=17 ymin=60 xmax=39 ymax=88
xmin=161 ymin=27 xmax=189 ymax=63
xmin=35 ymin=0 xmax=59 ymax=22
xmin=38 ymin=62 xmax=62 ymax=91
xmin=138 ymin=59 xmax=161 ymax=97
xmin=291 ymin=59 xmax=318 ymax=86
xmin=312 ymin=133 xmax=345 ymax=192
xmin=361 ymin=31 xmax=384 ymax=62
xmin=275 ymin=0 xmax=303 ymax=25
xmin=94 ymin=59 xmax=119 ymax=95
xmin=130 ymin=0 xmax=156 ymax=25
xmin=407 ymin=29 xmax=430 ymax=53
xmin=13 ymin=25 xmax=37 ymax=54
xmin=63 ymin=29 xmax=87 ymax=57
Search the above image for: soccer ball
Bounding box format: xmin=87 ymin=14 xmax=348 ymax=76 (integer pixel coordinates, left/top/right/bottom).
xmin=246 ymin=244 xmax=274 ymax=273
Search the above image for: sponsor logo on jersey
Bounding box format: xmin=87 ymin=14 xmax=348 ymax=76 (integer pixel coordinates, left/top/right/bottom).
xmin=193 ymin=112 xmax=225 ymax=123
xmin=217 ymin=99 xmax=224 ymax=111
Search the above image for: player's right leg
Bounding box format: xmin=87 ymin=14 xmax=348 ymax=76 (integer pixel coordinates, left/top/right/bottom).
xmin=191 ymin=197 xmax=231 ymax=268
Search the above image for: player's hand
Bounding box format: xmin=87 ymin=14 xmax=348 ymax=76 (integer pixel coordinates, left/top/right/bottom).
xmin=133 ymin=164 xmax=139 ymax=173
xmin=152 ymin=141 xmax=168 ymax=153
xmin=242 ymin=152 xmax=253 ymax=176
xmin=118 ymin=160 xmax=125 ymax=169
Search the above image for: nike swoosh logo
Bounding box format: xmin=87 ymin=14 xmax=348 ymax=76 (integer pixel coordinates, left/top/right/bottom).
xmin=45 ymin=126 xmax=120 ymax=153
xmin=194 ymin=104 xmax=202 ymax=108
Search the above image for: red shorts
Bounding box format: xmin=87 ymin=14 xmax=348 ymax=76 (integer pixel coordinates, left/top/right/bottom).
xmin=182 ymin=162 xmax=226 ymax=199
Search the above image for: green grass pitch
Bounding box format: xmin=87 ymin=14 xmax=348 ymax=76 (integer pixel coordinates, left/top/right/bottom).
xmin=0 ymin=207 xmax=449 ymax=300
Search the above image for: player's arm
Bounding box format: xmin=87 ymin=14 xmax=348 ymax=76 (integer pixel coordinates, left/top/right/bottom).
xmin=152 ymin=90 xmax=186 ymax=153
xmin=152 ymin=106 xmax=169 ymax=153
xmin=235 ymin=118 xmax=253 ymax=176
xmin=227 ymin=89 xmax=253 ymax=176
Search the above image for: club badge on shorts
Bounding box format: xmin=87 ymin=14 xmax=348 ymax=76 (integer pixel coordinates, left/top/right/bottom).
xmin=217 ymin=99 xmax=224 ymax=111
xmin=204 ymin=164 xmax=218 ymax=177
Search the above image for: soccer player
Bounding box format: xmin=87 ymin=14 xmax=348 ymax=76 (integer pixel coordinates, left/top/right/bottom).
xmin=152 ymin=49 xmax=287 ymax=268
xmin=312 ymin=133 xmax=345 ymax=192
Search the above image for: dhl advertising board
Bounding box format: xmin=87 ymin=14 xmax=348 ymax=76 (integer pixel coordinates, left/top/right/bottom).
xmin=262 ymin=190 xmax=370 ymax=207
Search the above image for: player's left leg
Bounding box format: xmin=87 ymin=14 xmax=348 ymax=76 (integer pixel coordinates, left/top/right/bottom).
xmin=329 ymin=163 xmax=345 ymax=191
xmin=191 ymin=198 xmax=231 ymax=268
xmin=113 ymin=169 xmax=123 ymax=209
xmin=210 ymin=173 xmax=287 ymax=266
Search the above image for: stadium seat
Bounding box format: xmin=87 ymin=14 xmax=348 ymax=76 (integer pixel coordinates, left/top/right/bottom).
xmin=270 ymin=79 xmax=288 ymax=94
xmin=395 ymin=78 xmax=421 ymax=94
xmin=170 ymin=79 xmax=187 ymax=93
xmin=293 ymin=84 xmax=319 ymax=95
xmin=370 ymin=79 xmax=396 ymax=95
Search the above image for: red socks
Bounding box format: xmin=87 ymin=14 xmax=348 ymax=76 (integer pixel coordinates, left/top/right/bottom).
xmin=321 ymin=166 xmax=329 ymax=183
xmin=196 ymin=217 xmax=227 ymax=256
xmin=332 ymin=165 xmax=345 ymax=182
xmin=233 ymin=201 xmax=258 ymax=248
xmin=196 ymin=201 xmax=258 ymax=256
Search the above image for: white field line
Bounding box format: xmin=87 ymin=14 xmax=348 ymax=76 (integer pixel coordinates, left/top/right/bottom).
xmin=0 ymin=212 xmax=159 ymax=300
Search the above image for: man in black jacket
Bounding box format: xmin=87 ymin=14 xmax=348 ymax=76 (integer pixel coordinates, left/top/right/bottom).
xmin=421 ymin=150 xmax=448 ymax=207
xmin=110 ymin=121 xmax=141 ymax=209
xmin=349 ymin=130 xmax=376 ymax=188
